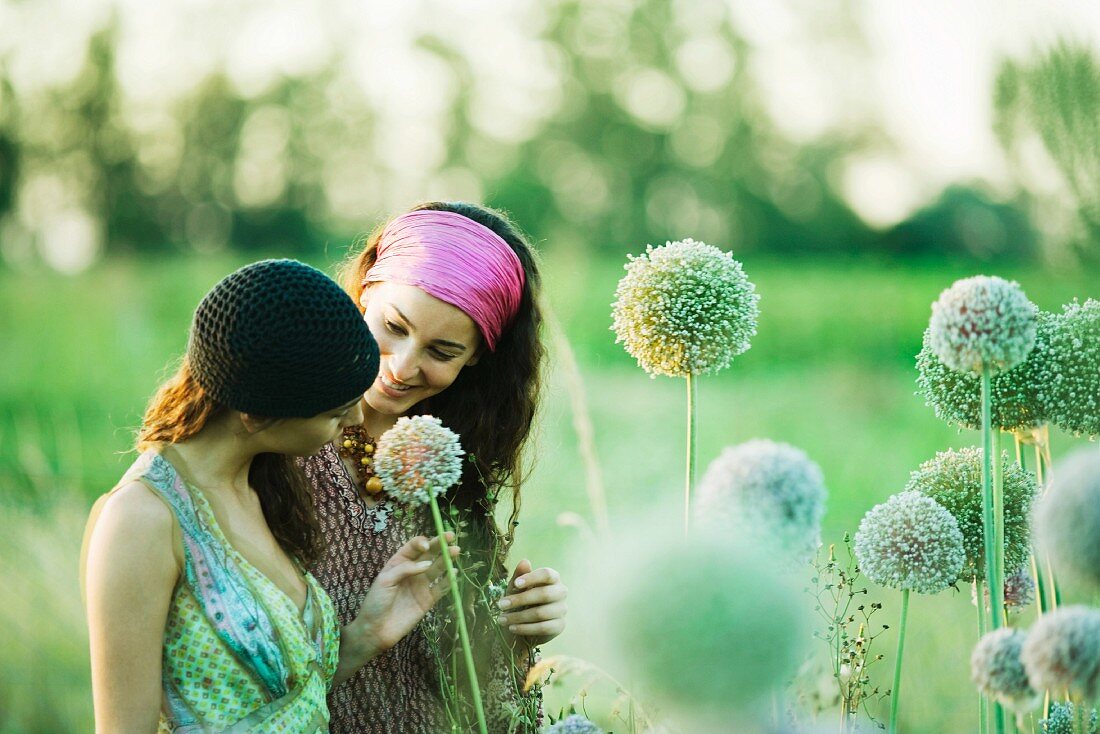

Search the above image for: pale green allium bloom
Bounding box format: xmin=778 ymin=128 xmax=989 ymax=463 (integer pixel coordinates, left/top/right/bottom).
xmin=611 ymin=239 xmax=759 ymax=377
xmin=972 ymin=564 xmax=1035 ymax=613
xmin=1022 ymin=605 xmax=1100 ymax=700
xmin=610 ymin=532 xmax=805 ymax=713
xmin=694 ymin=439 xmax=826 ymax=564
xmin=906 ymin=447 xmax=1038 ymax=583
xmin=1038 ymin=299 xmax=1100 ymax=437
xmin=853 ymin=491 xmax=965 ymax=594
xmin=928 ymin=275 xmax=1037 ymax=374
xmin=544 ymin=714 xmax=603 ymax=734
xmin=1036 ymin=448 xmax=1100 ymax=592
xmin=374 ymin=415 xmax=464 ymax=506
xmin=971 ymin=628 xmax=1039 ymax=712
xmin=915 ymin=312 xmax=1054 ymax=431
xmin=1041 ymin=702 xmax=1099 ymax=734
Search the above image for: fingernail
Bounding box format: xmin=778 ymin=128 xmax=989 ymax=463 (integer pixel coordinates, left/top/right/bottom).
xmin=509 ymin=625 xmax=518 ymax=633
xmin=496 ymin=615 xmax=507 ymax=625
xmin=497 ymin=599 xmax=511 ymax=609
xmin=418 ymin=560 xmax=432 ymax=569
xmin=515 ymin=578 xmax=526 ymax=588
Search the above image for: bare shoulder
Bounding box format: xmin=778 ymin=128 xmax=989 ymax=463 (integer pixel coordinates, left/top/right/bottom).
xmin=84 ymin=480 xmax=180 ymax=582
xmin=95 ymin=481 xmax=175 ymax=536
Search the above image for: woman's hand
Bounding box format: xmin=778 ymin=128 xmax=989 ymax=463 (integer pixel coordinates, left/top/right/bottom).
xmin=497 ymin=559 xmax=568 ymax=649
xmin=335 ymin=533 xmax=457 ymax=684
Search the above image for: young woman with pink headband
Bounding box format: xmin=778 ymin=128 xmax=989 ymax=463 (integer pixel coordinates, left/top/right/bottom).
xmin=299 ymin=202 xmax=566 ymax=733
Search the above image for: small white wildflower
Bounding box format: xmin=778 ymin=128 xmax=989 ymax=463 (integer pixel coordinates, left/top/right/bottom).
xmin=971 ymin=628 xmax=1040 ymax=712
xmin=928 ymin=275 xmax=1037 ymax=374
xmin=694 ymin=439 xmax=827 ymax=564
xmin=374 ymin=415 xmax=464 ymax=506
xmin=544 ymin=714 xmax=603 ymax=734
xmin=1022 ymin=605 xmax=1100 ymax=699
xmin=853 ymin=491 xmax=965 ymax=595
xmin=905 ymin=447 xmax=1038 ymax=583
xmin=1038 ymin=299 xmax=1100 ymax=438
xmin=972 ymin=564 xmax=1036 ymax=613
xmin=611 ymin=239 xmax=759 ymax=377
xmin=1035 ymin=448 xmax=1100 ymax=591
xmin=915 ymin=312 xmax=1053 ymax=430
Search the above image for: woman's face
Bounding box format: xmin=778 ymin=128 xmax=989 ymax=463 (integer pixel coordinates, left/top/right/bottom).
xmin=253 ymin=399 xmax=365 ymax=456
xmin=360 ymin=282 xmax=482 ymax=417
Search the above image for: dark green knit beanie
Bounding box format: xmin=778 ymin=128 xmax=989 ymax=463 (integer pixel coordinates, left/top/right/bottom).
xmin=189 ymin=259 xmax=379 ymax=417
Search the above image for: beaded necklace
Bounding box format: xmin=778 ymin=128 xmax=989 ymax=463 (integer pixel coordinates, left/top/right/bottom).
xmin=337 ymin=425 xmax=384 ymax=496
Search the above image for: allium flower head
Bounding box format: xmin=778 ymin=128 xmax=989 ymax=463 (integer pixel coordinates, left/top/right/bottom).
xmin=928 ymin=275 xmax=1037 ymax=374
xmin=973 ymin=564 xmax=1036 ymax=612
xmin=1022 ymin=605 xmax=1100 ymax=699
xmin=374 ymin=415 xmax=464 ymax=505
xmin=1039 ymin=299 xmax=1100 ymax=437
xmin=916 ymin=311 xmax=1054 ymax=431
xmin=853 ymin=491 xmax=965 ymax=594
xmin=1041 ymin=702 xmax=1099 ymax=734
xmin=694 ymin=439 xmax=827 ymax=564
xmin=608 ymin=528 xmax=806 ymax=714
xmin=545 ymin=714 xmax=603 ymax=734
xmin=906 ymin=447 xmax=1038 ymax=583
xmin=611 ymin=239 xmax=759 ymax=377
xmin=1035 ymin=448 xmax=1100 ymax=591
xmin=971 ymin=628 xmax=1039 ymax=712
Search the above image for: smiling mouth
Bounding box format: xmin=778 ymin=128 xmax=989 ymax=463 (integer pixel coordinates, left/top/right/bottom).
xmin=378 ymin=374 xmax=414 ymax=394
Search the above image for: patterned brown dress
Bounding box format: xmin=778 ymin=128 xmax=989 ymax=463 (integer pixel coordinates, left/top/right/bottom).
xmin=301 ymin=443 xmax=539 ymax=734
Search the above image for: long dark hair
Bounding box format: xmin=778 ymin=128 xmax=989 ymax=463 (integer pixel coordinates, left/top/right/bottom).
xmin=340 ymin=202 xmax=544 ymax=663
xmin=137 ymin=359 xmax=324 ymax=565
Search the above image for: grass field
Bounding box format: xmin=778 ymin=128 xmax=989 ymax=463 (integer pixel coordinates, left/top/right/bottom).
xmin=0 ymin=251 xmax=1095 ymax=732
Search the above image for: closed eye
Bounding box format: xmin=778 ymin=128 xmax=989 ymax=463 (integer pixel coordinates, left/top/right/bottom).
xmin=385 ymin=320 xmax=407 ymax=336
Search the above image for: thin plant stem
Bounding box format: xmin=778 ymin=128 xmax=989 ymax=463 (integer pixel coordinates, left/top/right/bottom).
xmin=993 ymin=429 xmax=1006 ymax=629
xmin=428 ymin=495 xmax=488 ymax=734
xmin=977 ymin=579 xmax=989 ymax=734
xmin=684 ymin=373 xmax=696 ymax=536
xmin=980 ymin=369 xmax=1000 ymax=631
xmin=889 ymin=589 xmax=910 ymax=734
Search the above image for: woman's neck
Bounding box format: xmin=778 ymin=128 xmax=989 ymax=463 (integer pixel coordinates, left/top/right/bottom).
xmin=163 ymin=416 xmax=258 ymax=501
xmin=359 ymin=403 xmax=399 ymax=440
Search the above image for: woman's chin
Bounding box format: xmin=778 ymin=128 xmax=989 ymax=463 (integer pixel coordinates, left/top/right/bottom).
xmin=365 ymin=386 xmax=415 ymax=416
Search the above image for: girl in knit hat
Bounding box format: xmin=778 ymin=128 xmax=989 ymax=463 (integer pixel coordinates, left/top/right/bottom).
xmin=82 ymin=259 xmax=457 ymax=733
xmin=302 ymin=202 xmax=567 ymax=733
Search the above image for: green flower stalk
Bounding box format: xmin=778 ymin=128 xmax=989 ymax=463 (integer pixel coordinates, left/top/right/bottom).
xmin=854 ymin=491 xmax=966 ymax=734
xmin=544 ymin=714 xmax=603 ymax=733
xmin=906 ymin=447 xmax=1039 ymax=585
xmin=611 ymin=239 xmax=759 ymax=533
xmin=1035 ymin=448 xmax=1100 ymax=592
xmin=374 ymin=416 xmax=486 ymax=734
xmin=694 ymin=439 xmax=827 ymax=565
xmin=971 ymin=628 xmax=1040 ymax=714
xmin=928 ymin=274 xmax=1038 ymax=675
xmin=1039 ymin=299 xmax=1100 ymax=438
xmin=1022 ymin=606 xmax=1100 ymax=701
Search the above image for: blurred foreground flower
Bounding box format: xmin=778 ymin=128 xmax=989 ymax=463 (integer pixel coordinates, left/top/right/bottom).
xmin=905 ymin=447 xmax=1037 ymax=584
xmin=1040 ymin=299 xmax=1100 ymax=437
xmin=1021 ymin=605 xmax=1100 ymax=700
xmin=1035 ymin=448 xmax=1100 ymax=592
xmin=375 ymin=415 xmax=464 ymax=506
xmin=611 ymin=238 xmax=758 ymax=378
xmin=915 ymin=312 xmax=1053 ymax=431
xmin=544 ymin=714 xmax=603 ymax=733
xmin=972 ymin=564 xmax=1035 ymax=613
xmin=970 ymin=628 xmax=1039 ymax=713
xmin=927 ymin=275 xmax=1037 ymax=374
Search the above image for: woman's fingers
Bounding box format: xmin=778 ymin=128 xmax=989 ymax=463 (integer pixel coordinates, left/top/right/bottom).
xmin=498 ymin=601 xmax=567 ymax=626
xmin=377 ymin=558 xmax=434 ymax=587
xmin=502 ymin=618 xmax=567 ymax=638
xmin=497 ymin=582 xmax=568 ymax=611
xmin=511 ymin=565 xmax=559 ymax=591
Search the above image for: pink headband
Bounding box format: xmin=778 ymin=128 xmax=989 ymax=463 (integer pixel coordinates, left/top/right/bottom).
xmin=362 ymin=209 xmax=526 ymax=351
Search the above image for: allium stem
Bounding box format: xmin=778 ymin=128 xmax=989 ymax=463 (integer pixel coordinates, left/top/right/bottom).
xmin=993 ymin=429 xmax=1006 ymax=629
xmin=889 ymin=589 xmax=910 ymax=734
xmin=428 ymin=495 xmax=488 ymax=734
xmin=1034 ymin=439 xmax=1063 ymax=612
xmin=684 ymin=373 xmax=696 ymax=536
xmin=976 ymin=579 xmax=989 ymax=734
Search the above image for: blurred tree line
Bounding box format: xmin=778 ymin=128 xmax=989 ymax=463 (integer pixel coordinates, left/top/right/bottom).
xmin=1 ymin=0 xmax=1092 ymax=270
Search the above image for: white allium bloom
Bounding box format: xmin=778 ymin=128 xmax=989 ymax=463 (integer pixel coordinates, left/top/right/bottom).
xmin=1035 ymin=448 xmax=1100 ymax=591
xmin=1039 ymin=299 xmax=1100 ymax=437
xmin=1022 ymin=605 xmax=1100 ymax=699
xmin=544 ymin=714 xmax=603 ymax=734
xmin=1041 ymin=702 xmax=1099 ymax=734
xmin=971 ymin=628 xmax=1039 ymax=712
xmin=915 ymin=312 xmax=1053 ymax=431
xmin=611 ymin=239 xmax=759 ymax=377
xmin=694 ymin=439 xmax=827 ymax=564
xmin=928 ymin=275 xmax=1038 ymax=374
xmin=906 ymin=447 xmax=1038 ymax=583
xmin=853 ymin=491 xmax=965 ymax=594
xmin=374 ymin=415 xmax=464 ymax=506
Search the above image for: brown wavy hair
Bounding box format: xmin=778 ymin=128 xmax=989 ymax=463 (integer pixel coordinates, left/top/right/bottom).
xmin=339 ymin=200 xmax=545 ymax=590
xmin=137 ymin=359 xmax=323 ymax=565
